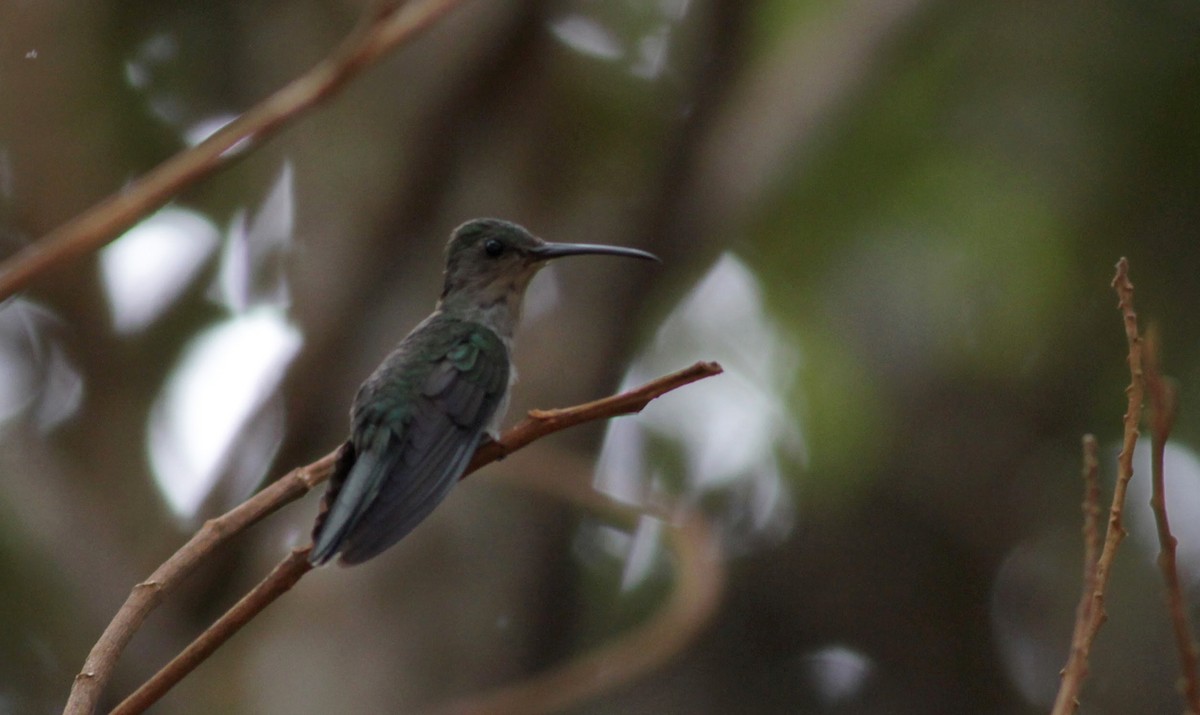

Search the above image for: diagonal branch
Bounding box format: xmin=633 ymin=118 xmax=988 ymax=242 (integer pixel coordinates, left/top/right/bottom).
xmin=67 ymin=361 xmax=722 ymax=715
xmin=1051 ymin=257 xmax=1147 ymax=714
xmin=110 ymin=548 xmax=317 ymax=715
xmin=0 ymin=0 xmax=468 ymax=302
xmin=63 ymin=451 xmax=340 ymax=715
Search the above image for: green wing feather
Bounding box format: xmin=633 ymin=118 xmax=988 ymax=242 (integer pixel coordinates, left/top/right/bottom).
xmin=310 ymin=318 xmax=508 ymax=565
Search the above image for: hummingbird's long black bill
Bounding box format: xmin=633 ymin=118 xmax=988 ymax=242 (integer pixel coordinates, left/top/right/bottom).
xmin=530 ymin=242 xmax=661 ymax=263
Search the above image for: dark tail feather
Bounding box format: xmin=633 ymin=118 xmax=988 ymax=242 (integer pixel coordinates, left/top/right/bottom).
xmin=309 ymin=441 xmax=357 ymax=565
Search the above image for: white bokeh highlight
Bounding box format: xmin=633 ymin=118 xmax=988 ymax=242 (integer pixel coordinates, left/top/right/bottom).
xmin=593 ymin=252 xmax=804 ymax=586
xmin=1125 ymin=440 xmax=1200 ymax=585
xmin=213 ymin=162 xmax=295 ymax=312
xmin=0 ymin=299 xmax=83 ymax=430
xmin=100 ymin=206 xmax=221 ymax=333
xmin=148 ymin=307 xmax=302 ymax=519
xmin=800 ymin=644 xmax=874 ymax=706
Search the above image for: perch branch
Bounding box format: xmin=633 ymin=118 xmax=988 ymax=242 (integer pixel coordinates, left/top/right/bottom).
xmin=0 ymin=0 xmax=467 ymax=302
xmin=63 ymin=450 xmax=340 ymax=715
xmin=109 ymin=548 xmax=316 ymax=715
xmin=1051 ymin=257 xmax=1146 ymax=715
xmin=1144 ymin=327 xmax=1200 ymax=714
xmin=86 ymin=361 xmax=722 ymax=715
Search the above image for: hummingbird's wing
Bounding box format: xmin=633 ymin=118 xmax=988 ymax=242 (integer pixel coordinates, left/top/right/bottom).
xmin=310 ymin=320 xmax=509 ymax=565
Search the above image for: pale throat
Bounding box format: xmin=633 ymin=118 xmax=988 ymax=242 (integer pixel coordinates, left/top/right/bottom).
xmin=437 ymin=269 xmax=541 ymax=341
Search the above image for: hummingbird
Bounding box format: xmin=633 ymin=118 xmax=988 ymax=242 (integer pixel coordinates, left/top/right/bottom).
xmin=310 ymin=218 xmax=659 ymax=565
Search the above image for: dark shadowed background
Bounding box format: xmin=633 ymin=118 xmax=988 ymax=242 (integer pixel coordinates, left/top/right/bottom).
xmin=2 ymin=1 xmax=1200 ymax=713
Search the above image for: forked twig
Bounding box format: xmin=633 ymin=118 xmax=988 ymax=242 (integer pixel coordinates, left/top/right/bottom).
xmin=70 ymin=361 xmax=722 ymax=715
xmin=63 ymin=451 xmax=340 ymax=715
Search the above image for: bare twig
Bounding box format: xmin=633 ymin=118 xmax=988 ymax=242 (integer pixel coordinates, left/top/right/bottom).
xmin=1051 ymin=257 xmax=1146 ymax=715
xmin=1080 ymin=435 xmax=1101 ymax=609
xmin=110 ymin=548 xmax=316 ymax=715
xmin=92 ymin=362 xmax=723 ymax=715
xmin=469 ymin=361 xmax=724 ymax=471
xmin=0 ymin=0 xmax=467 ymax=302
xmin=63 ymin=450 xmax=341 ymax=715
xmin=1063 ymin=434 xmax=1101 ymax=675
xmin=1144 ymin=327 xmax=1200 ymax=714
xmin=420 ymin=466 xmax=724 ymax=715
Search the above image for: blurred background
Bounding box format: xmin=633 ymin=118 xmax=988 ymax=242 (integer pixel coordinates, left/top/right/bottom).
xmin=2 ymin=0 xmax=1200 ymax=713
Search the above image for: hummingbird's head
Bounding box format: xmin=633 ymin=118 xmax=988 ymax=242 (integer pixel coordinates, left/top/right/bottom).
xmin=439 ymin=219 xmax=659 ymax=311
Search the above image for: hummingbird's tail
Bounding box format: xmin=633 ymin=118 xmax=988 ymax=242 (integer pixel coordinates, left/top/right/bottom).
xmin=309 ymin=441 xmax=359 ymax=565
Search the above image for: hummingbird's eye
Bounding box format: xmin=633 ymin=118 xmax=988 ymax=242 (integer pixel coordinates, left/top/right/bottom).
xmin=483 ymin=238 xmax=505 ymax=257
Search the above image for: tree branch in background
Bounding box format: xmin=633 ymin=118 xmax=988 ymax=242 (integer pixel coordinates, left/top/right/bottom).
xmin=1079 ymin=435 xmax=1101 ymax=616
xmin=1061 ymin=433 xmax=1100 ymax=697
xmin=1051 ymin=257 xmax=1147 ymax=715
xmin=69 ymin=361 xmax=723 ymax=715
xmin=0 ymin=0 xmax=468 ymax=302
xmin=1143 ymin=327 xmax=1200 ymax=714
xmin=420 ymin=450 xmax=724 ymax=715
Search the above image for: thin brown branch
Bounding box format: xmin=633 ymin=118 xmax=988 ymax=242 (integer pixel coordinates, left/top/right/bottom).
xmin=1064 ymin=434 xmax=1101 ymax=665
xmin=93 ymin=361 xmax=722 ymax=715
xmin=110 ymin=548 xmax=315 ymax=715
xmin=63 ymin=450 xmax=341 ymax=715
xmin=1051 ymin=257 xmax=1146 ymax=715
xmin=0 ymin=0 xmax=467 ymax=302
xmin=1144 ymin=327 xmax=1200 ymax=714
xmin=1080 ymin=435 xmax=1101 ymax=611
xmin=421 ymin=463 xmax=724 ymax=715
xmin=468 ymin=361 xmax=724 ymax=471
